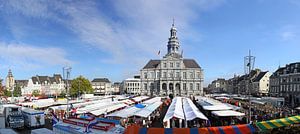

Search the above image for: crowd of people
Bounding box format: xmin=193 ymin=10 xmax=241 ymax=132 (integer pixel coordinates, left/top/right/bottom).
xmin=221 ymin=98 xmax=299 ymax=124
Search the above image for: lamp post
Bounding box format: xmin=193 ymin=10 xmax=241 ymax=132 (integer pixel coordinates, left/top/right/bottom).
xmin=244 ymin=50 xmax=255 ymax=124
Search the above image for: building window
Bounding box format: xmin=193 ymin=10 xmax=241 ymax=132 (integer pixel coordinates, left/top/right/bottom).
xmin=169 ymin=72 xmax=173 ymax=78
xmin=196 ymin=83 xmax=200 ymax=90
xmin=151 ymin=72 xmax=155 ymax=78
xmin=183 ymin=72 xmax=187 ymax=79
xmin=190 ymin=72 xmax=194 ymax=79
xmin=176 ymin=72 xmax=180 ymax=78
xmin=144 ymin=72 xmax=147 ymax=79
xmin=170 ymin=62 xmax=174 ymax=68
xmin=164 ymin=63 xmax=167 ymax=68
xmin=190 ymin=83 xmax=193 ymax=90
xmin=183 ymin=83 xmax=186 ymax=90
xmin=144 ymin=83 xmax=147 ymax=90
xmin=176 ymin=62 xmax=180 ymax=68
xmin=157 ymin=72 xmax=160 ymax=78
xmin=163 ymin=72 xmax=167 ymax=78
xmin=197 ymin=72 xmax=201 ymax=79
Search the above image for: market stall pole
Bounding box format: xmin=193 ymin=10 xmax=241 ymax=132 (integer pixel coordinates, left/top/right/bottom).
xmin=63 ymin=66 xmax=72 ymax=118
xmin=244 ymin=50 xmax=255 ymax=124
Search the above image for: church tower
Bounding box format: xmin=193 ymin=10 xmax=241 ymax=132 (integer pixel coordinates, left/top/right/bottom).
xmin=5 ymin=69 xmax=15 ymax=90
xmin=165 ymin=20 xmax=182 ymax=58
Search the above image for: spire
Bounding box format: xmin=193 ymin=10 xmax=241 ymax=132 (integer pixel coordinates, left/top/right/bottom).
xmin=172 ymin=18 xmax=175 ymax=27
xmin=166 ymin=20 xmax=181 ymax=58
xmin=7 ymin=69 xmax=13 ymax=77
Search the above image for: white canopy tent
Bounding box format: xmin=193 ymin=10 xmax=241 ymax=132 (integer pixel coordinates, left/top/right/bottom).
xmin=197 ymin=97 xmax=233 ymax=111
xmin=90 ymin=103 xmax=127 ymax=116
xmin=183 ymin=98 xmax=208 ymax=120
xmin=134 ymin=101 xmax=162 ymax=118
xmin=163 ymin=97 xmax=185 ymax=122
xmin=132 ymin=96 xmax=149 ymax=102
xmin=163 ymin=97 xmax=208 ymax=122
xmin=76 ymin=99 xmax=114 ymax=114
xmin=202 ymin=105 xmax=233 ymax=111
xmin=224 ymin=103 xmax=241 ymax=111
xmin=106 ymin=106 xmax=141 ymax=118
xmin=211 ymin=110 xmax=245 ymax=117
xmin=142 ymin=97 xmax=161 ymax=104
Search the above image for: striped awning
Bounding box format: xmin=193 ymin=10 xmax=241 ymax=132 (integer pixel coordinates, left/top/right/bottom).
xmin=256 ymin=115 xmax=300 ymax=131
xmin=124 ymin=124 xmax=255 ymax=134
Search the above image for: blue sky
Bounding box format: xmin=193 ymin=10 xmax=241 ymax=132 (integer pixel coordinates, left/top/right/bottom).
xmin=0 ymin=0 xmax=300 ymax=86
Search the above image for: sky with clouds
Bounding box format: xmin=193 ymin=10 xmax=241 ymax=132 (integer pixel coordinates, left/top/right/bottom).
xmin=0 ymin=0 xmax=300 ymax=86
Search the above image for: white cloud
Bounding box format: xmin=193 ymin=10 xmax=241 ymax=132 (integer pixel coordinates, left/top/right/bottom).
xmin=281 ymin=31 xmax=296 ymax=40
xmin=1 ymin=0 xmax=226 ymax=77
xmin=279 ymin=25 xmax=299 ymax=41
xmin=0 ymin=42 xmax=72 ymax=70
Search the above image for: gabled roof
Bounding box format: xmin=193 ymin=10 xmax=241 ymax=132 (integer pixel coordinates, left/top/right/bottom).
xmin=183 ymin=59 xmax=201 ymax=68
xmin=31 ymin=74 xmax=64 ymax=84
xmin=15 ymin=80 xmax=28 ymax=87
xmin=91 ymin=78 xmax=110 ymax=83
xmin=253 ymin=71 xmax=268 ymax=82
xmin=143 ymin=60 xmax=161 ymax=69
xmin=32 ymin=76 xmax=39 ymax=84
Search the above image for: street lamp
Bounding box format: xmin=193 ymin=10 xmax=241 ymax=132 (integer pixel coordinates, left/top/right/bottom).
xmin=244 ymin=50 xmax=255 ymax=124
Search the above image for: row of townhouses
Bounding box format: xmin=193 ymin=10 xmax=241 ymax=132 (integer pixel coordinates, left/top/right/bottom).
xmin=2 ymin=69 xmax=121 ymax=96
xmin=208 ymin=69 xmax=271 ymax=97
xmin=269 ymin=62 xmax=300 ymax=107
xmin=208 ymin=62 xmax=300 ymax=107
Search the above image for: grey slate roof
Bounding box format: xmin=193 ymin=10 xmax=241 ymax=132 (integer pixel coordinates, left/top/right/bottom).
xmin=32 ymin=76 xmax=39 ymax=84
xmin=91 ymin=78 xmax=110 ymax=83
xmin=31 ymin=74 xmax=63 ymax=84
xmin=143 ymin=60 xmax=161 ymax=69
xmin=183 ymin=59 xmax=201 ymax=68
xmin=253 ymin=71 xmax=268 ymax=82
xmin=15 ymin=80 xmax=28 ymax=87
xmin=143 ymin=59 xmax=201 ymax=69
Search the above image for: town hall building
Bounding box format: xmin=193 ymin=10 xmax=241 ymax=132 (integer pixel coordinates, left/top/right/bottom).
xmin=140 ymin=23 xmax=204 ymax=96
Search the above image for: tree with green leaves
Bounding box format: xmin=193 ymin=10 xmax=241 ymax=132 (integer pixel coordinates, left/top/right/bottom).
xmin=4 ymin=90 xmax=11 ymax=97
xmin=0 ymin=79 xmax=3 ymax=96
xmin=13 ymin=85 xmax=22 ymax=97
xmin=59 ymin=91 xmax=66 ymax=98
xmin=32 ymin=90 xmax=40 ymax=97
xmin=70 ymin=76 xmax=93 ymax=97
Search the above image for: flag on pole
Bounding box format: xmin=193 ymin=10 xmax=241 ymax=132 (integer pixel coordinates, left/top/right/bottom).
xmin=247 ymin=62 xmax=250 ymax=66
xmin=85 ymin=117 xmax=98 ymax=133
xmin=157 ymin=50 xmax=160 ymax=55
